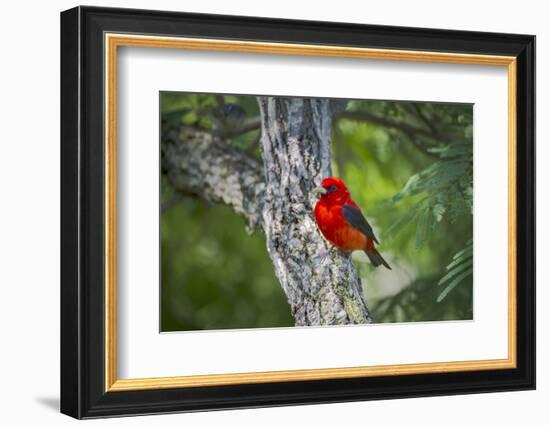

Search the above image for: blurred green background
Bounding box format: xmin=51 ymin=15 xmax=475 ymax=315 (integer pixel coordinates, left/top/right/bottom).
xmin=160 ymin=93 xmax=473 ymax=331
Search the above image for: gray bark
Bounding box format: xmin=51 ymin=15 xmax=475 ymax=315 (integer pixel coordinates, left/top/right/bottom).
xmin=257 ymin=97 xmax=371 ymax=325
xmin=162 ymin=127 xmax=265 ymax=230
xmin=162 ymin=99 xmax=371 ymax=326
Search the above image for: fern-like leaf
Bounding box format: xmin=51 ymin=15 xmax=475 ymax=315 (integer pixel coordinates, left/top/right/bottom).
xmin=437 ymin=239 xmax=473 ymax=302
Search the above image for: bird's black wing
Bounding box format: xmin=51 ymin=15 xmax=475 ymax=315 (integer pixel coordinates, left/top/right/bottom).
xmin=342 ymin=204 xmax=379 ymax=244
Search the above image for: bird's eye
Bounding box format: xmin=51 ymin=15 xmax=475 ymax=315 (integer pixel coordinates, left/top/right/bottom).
xmin=328 ymin=186 xmax=338 ymax=192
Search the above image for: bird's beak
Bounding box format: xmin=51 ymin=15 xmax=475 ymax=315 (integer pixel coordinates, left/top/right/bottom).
xmin=311 ymin=186 xmax=328 ymax=196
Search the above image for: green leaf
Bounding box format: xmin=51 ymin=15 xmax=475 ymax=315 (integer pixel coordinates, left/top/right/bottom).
xmin=438 ymin=258 xmax=473 ymax=286
xmin=415 ymin=207 xmax=431 ymax=249
xmin=383 ymin=204 xmax=421 ymax=239
xmin=392 ymin=174 xmax=420 ymax=201
xmin=449 ymin=243 xmax=473 ymax=262
xmin=453 ymin=239 xmax=473 ymax=255
xmin=198 ymin=118 xmax=212 ymax=129
xmin=437 ymin=268 xmax=472 ymax=302
xmin=182 ymin=111 xmax=198 ymax=125
xmin=433 ymin=204 xmax=446 ymax=222
xmin=435 ymin=240 xmax=473 ymax=302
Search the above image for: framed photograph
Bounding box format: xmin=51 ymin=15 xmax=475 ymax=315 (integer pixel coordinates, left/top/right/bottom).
xmin=60 ymin=6 xmax=535 ymax=419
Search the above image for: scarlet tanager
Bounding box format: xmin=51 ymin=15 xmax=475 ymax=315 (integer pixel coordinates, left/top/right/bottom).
xmin=313 ymin=176 xmax=391 ymax=270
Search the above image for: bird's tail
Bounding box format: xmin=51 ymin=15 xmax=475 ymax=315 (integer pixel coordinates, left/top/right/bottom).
xmin=365 ymin=248 xmax=392 ymax=270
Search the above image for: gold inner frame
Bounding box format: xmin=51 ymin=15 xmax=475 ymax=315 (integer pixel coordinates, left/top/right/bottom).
xmin=104 ymin=33 xmax=517 ymax=392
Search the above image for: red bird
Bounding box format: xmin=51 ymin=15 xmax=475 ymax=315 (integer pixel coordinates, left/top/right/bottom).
xmin=313 ymin=176 xmax=391 ymax=269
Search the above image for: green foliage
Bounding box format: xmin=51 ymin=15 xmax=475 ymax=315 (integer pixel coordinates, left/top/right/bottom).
xmin=375 ymin=104 xmax=473 ymax=303
xmin=335 ymin=100 xmax=473 ymax=322
xmin=372 ymin=275 xmax=473 ymax=323
xmin=161 ymin=94 xmax=474 ymax=331
xmin=437 ymin=239 xmax=473 ymax=302
xmin=161 ymin=92 xmax=218 ymax=129
xmin=161 ymin=186 xmax=293 ymax=331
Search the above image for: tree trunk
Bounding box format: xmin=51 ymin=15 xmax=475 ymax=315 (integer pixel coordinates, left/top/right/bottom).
xmin=257 ymin=97 xmax=371 ymax=325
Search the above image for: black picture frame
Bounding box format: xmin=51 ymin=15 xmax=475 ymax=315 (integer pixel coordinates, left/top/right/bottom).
xmin=61 ymin=5 xmax=535 ymax=419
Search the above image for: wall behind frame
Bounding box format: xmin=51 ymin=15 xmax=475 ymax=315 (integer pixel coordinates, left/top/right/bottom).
xmin=0 ymin=1 xmax=543 ymax=424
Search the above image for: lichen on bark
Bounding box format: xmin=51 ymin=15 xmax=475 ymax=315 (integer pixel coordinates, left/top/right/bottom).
xmin=162 ymin=126 xmax=265 ymax=230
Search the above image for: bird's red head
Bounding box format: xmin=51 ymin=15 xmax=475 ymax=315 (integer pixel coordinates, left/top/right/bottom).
xmin=313 ymin=176 xmax=350 ymax=204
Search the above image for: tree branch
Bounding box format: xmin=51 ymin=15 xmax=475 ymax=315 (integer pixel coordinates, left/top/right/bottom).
xmin=337 ymin=110 xmax=436 ymax=139
xmin=219 ymin=115 xmax=262 ymax=138
xmin=336 ymin=110 xmax=441 ymax=158
xmin=411 ymin=103 xmax=437 ymax=134
xmin=161 ymin=126 xmax=265 ymax=229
